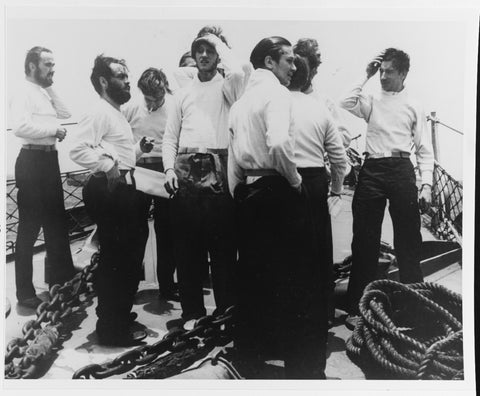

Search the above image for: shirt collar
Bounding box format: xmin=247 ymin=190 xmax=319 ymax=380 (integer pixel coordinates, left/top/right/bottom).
xmin=381 ymin=85 xmax=407 ymax=97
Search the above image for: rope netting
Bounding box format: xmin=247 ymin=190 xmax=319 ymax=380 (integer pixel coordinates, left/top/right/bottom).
xmin=425 ymin=161 xmax=463 ymax=244
xmin=5 ymin=170 xmax=93 ymax=255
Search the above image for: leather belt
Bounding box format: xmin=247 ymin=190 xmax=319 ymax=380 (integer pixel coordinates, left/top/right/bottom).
xmin=244 ymin=169 xmax=280 ymax=177
xmin=365 ymin=151 xmax=410 ymax=159
xmin=22 ymin=144 xmax=56 ymax=152
xmin=178 ymin=147 xmax=228 ymax=155
xmin=137 ymin=157 xmax=163 ymax=164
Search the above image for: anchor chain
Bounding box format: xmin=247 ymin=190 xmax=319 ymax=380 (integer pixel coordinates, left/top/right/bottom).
xmin=4 ymin=253 xmax=99 ymax=379
xmin=72 ymin=305 xmax=235 ymax=379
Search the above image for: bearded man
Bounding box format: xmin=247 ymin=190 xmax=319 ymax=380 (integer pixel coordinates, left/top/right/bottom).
xmin=70 ymin=55 xmax=153 ymax=346
xmin=10 ymin=46 xmax=75 ymax=309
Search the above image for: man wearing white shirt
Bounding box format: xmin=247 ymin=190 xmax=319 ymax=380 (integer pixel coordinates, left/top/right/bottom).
xmin=10 ymin=46 xmax=75 ymax=309
xmin=70 ymin=55 xmax=153 ymax=346
xmin=163 ymin=30 xmax=246 ymax=326
xmin=340 ymin=48 xmax=434 ymax=328
xmin=122 ymin=68 xmax=178 ymax=302
xmin=228 ymin=37 xmax=324 ymax=379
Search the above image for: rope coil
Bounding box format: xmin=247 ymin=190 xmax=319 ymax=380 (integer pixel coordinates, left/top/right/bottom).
xmin=346 ymin=279 xmax=463 ymax=380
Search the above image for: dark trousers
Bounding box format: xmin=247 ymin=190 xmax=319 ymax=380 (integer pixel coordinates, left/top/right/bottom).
xmin=234 ymin=176 xmax=326 ymax=379
xmin=83 ymin=174 xmax=144 ymax=337
xmin=135 ymin=161 xmax=176 ymax=294
xmin=170 ymin=152 xmax=236 ymax=320
xmin=347 ymin=158 xmax=424 ymax=314
xmin=14 ymin=148 xmax=75 ymax=301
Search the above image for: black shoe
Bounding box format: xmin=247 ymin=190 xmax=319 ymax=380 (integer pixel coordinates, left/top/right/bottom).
xmin=98 ymin=329 xmax=147 ymax=347
xmin=18 ymin=296 xmax=43 ymax=309
xmin=158 ymin=290 xmax=180 ymax=302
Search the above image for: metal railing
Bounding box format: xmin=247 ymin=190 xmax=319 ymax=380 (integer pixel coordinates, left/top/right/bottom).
xmin=5 ymin=170 xmax=93 ymax=257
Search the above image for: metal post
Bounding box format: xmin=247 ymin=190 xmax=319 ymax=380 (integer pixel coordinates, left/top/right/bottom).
xmin=430 ymin=111 xmax=440 ymax=162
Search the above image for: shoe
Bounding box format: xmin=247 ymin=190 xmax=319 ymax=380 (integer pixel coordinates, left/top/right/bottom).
xmin=18 ymin=296 xmax=43 ymax=309
xmin=158 ymin=290 xmax=180 ymax=302
xmin=345 ymin=314 xmax=361 ymax=331
xmin=98 ymin=329 xmax=147 ymax=347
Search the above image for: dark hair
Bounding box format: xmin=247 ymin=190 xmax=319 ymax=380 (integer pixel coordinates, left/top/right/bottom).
xmin=178 ymin=51 xmax=195 ymax=67
xmin=293 ymin=38 xmax=321 ymax=71
xmin=382 ymin=48 xmax=410 ymax=74
xmin=289 ymin=55 xmax=310 ymax=91
xmin=24 ymin=46 xmax=52 ymax=75
xmin=137 ymin=67 xmax=172 ymax=96
xmin=191 ymin=25 xmax=230 ymax=57
xmin=90 ymin=54 xmax=128 ymax=95
xmin=249 ymin=36 xmax=292 ymax=70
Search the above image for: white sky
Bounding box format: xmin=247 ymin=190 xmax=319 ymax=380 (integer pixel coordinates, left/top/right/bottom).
xmin=3 ymin=7 xmax=475 ymax=180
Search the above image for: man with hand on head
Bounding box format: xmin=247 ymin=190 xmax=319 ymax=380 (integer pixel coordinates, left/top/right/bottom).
xmin=70 ymin=55 xmax=153 ymax=346
xmin=340 ymin=48 xmax=434 ymax=329
xmin=10 ymin=46 xmax=75 ymax=309
xmin=122 ymin=68 xmax=178 ymax=302
xmin=163 ymin=27 xmax=247 ymax=329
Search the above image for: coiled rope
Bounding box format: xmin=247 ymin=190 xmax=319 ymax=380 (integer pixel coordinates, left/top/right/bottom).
xmin=346 ymin=279 xmax=463 ymax=380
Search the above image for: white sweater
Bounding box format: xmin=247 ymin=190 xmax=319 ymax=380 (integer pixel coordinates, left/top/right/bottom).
xmin=340 ymin=80 xmax=434 ymax=185
xmin=228 ymin=69 xmax=302 ymax=195
xmin=292 ymin=91 xmax=347 ymax=194
xmin=122 ymin=95 xmax=172 ymax=158
xmin=70 ymin=98 xmax=142 ymax=173
xmin=10 ymin=80 xmax=71 ymax=146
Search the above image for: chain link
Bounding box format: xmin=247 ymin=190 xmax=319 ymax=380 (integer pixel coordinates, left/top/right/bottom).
xmin=73 ymin=305 xmax=236 ymax=379
xmin=4 ymin=252 xmax=99 ymax=379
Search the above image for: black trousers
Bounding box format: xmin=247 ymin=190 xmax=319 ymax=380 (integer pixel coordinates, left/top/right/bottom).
xmin=135 ymin=161 xmax=176 ymax=294
xmin=14 ymin=148 xmax=75 ymax=301
xmin=347 ymin=158 xmax=424 ymax=314
xmin=170 ymin=152 xmax=236 ymax=320
xmin=234 ymin=175 xmax=326 ymax=379
xmin=83 ymin=174 xmax=144 ymax=338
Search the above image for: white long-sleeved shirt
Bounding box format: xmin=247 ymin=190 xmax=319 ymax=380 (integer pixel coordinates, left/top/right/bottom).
xmin=10 ymin=80 xmax=71 ymax=146
xmin=162 ymin=40 xmax=249 ymax=170
xmin=308 ymin=89 xmax=352 ymax=148
xmin=122 ymin=94 xmax=172 ymax=158
xmin=70 ymin=98 xmax=142 ymax=173
xmin=291 ymin=91 xmax=347 ymax=194
xmin=340 ymin=80 xmax=434 ymax=185
xmin=228 ymin=69 xmax=302 ymax=196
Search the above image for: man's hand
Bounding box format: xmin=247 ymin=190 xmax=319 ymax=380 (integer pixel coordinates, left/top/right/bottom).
xmin=165 ymin=168 xmax=179 ymax=197
xmin=366 ymin=50 xmax=386 ymax=79
xmin=419 ymin=184 xmax=432 ymax=213
xmin=55 ymin=127 xmax=67 ymax=142
xmin=105 ymin=160 xmax=121 ymax=193
xmin=140 ymin=136 xmax=155 ymax=153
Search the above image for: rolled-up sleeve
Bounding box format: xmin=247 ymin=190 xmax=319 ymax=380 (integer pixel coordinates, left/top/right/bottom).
xmin=340 ymin=79 xmax=373 ymax=121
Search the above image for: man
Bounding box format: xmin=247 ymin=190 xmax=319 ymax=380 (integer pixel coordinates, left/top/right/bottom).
xmin=294 ymin=38 xmax=351 ymax=147
xmin=70 ymin=55 xmax=153 ymax=346
xmin=10 ymin=46 xmax=75 ymax=309
xmin=122 ymin=67 xmax=178 ymax=301
xmin=340 ymin=48 xmax=434 ymax=328
xmin=163 ymin=29 xmax=246 ymax=327
xmin=228 ymin=37 xmax=324 ymax=379
xmin=289 ymin=54 xmax=348 ymax=377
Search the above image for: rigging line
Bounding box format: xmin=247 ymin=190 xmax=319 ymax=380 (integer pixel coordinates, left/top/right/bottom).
xmin=427 ymin=116 xmax=463 ymax=136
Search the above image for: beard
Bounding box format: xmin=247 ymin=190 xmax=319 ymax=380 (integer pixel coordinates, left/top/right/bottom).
xmin=34 ymin=69 xmax=53 ymax=88
xmin=106 ymin=81 xmax=131 ymax=105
